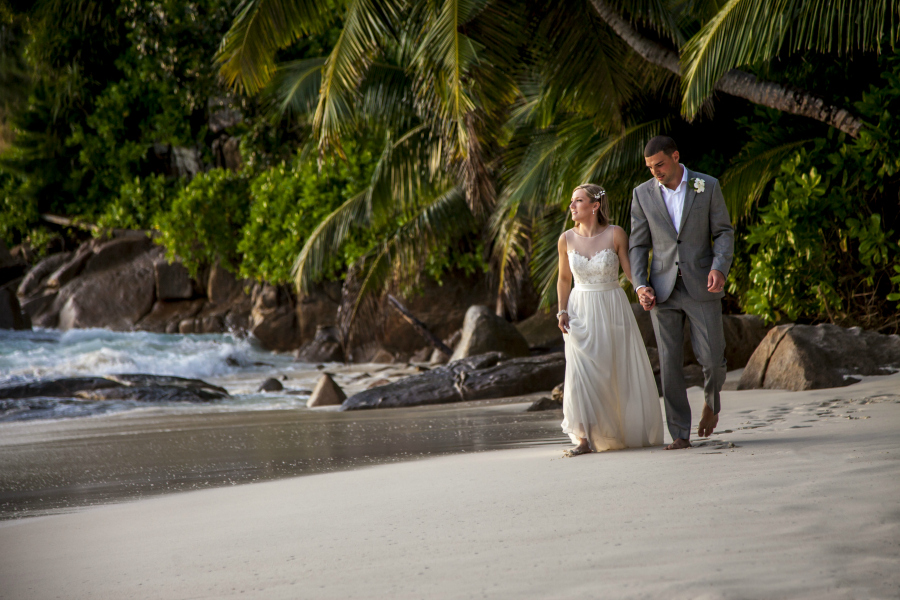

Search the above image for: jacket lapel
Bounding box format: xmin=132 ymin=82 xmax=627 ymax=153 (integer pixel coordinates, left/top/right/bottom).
xmin=649 ymin=181 xmax=678 ymax=236
xmin=679 ymin=168 xmax=697 ymax=234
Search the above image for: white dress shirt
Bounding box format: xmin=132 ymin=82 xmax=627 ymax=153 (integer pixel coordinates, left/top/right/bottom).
xmin=659 ymin=165 xmax=688 ymax=234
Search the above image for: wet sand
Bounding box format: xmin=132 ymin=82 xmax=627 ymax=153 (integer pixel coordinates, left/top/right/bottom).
xmin=1 ymin=374 xmax=899 ymax=599
xmin=0 ymin=393 xmax=565 ymax=519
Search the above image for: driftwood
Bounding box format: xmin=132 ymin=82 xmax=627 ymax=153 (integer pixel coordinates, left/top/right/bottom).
xmin=386 ymin=293 xmax=453 ymax=357
xmin=342 ymin=352 xmax=566 ymax=410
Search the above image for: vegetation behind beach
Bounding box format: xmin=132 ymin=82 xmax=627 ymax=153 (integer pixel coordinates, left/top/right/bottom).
xmin=1 ymin=0 xmax=898 ymax=332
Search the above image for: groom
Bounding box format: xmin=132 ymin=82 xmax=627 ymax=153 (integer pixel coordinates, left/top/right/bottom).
xmin=629 ymin=136 xmax=734 ymax=450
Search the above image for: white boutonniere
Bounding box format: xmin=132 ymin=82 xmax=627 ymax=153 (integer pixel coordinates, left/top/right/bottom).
xmin=691 ymin=177 xmax=705 ymax=193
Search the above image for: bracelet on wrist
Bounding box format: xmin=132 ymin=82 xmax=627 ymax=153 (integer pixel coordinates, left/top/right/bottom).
xmin=556 ymin=310 xmax=568 ymax=318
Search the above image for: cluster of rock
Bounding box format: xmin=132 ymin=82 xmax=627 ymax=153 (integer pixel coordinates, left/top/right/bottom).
xmin=6 ymin=236 xmax=900 ymax=405
xmin=5 ymin=235 xmax=501 ymax=361
xmin=738 ymin=323 xmax=900 ymax=391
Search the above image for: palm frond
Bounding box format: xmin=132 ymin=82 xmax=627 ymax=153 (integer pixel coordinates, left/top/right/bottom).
xmin=720 ymin=137 xmax=815 ymax=222
xmin=268 ymin=57 xmax=326 ymax=117
xmin=681 ymin=0 xmax=900 ymax=118
xmin=530 ymin=209 xmax=570 ymax=309
xmin=606 ymin=0 xmax=686 ymax=46
xmin=412 ymin=0 xmax=482 ymax=149
xmin=294 ymin=123 xmax=451 ymax=293
xmin=344 ymin=186 xmax=474 ymax=337
xmin=489 ymin=206 xmax=530 ymax=317
xmin=292 ymin=186 xmax=372 ymax=294
xmin=313 ymin=0 xmax=401 ymax=149
xmin=215 ymin=0 xmax=338 ymax=95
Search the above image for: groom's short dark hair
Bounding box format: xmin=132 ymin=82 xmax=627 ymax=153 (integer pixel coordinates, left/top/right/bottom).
xmin=644 ymin=136 xmax=678 ymax=157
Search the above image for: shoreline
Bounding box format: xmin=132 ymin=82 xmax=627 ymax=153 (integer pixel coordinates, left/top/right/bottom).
xmin=1 ymin=373 xmax=898 ymax=598
xmin=0 ymin=391 xmax=566 ymax=520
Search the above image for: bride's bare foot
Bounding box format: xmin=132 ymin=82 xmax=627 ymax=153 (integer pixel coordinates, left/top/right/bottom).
xmin=564 ymin=439 xmax=592 ymax=457
xmin=698 ymin=404 xmax=719 ymax=438
xmin=665 ymin=437 xmax=692 ymax=450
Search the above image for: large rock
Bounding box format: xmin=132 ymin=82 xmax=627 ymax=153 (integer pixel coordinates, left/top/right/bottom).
xmin=722 ymin=314 xmax=770 ymax=369
xmin=0 ymin=374 xmax=227 ymax=401
xmin=46 ymin=243 xmax=95 ymax=289
xmin=295 ymin=281 xmax=342 ymax=345
xmin=738 ymin=324 xmax=900 ymax=391
xmin=0 ymin=283 xmax=31 ymax=330
xmin=295 ymin=325 xmax=344 ymax=363
xmin=136 ymin=299 xmax=205 ymax=334
xmin=154 ymin=258 xmax=193 ymax=301
xmin=516 ymin=309 xmax=563 ymax=350
xmin=53 ymin=248 xmax=159 ymax=330
xmin=81 ymin=236 xmax=153 ymax=276
xmin=20 ymin=291 xmax=57 ymax=326
xmin=307 ymin=374 xmax=347 ymax=407
xmin=17 ymin=251 xmax=72 ymax=298
xmin=342 ymin=352 xmax=565 ymax=410
xmin=449 ymin=305 xmax=530 ymax=362
xmin=250 ymin=283 xmax=302 ymax=351
xmin=631 ymin=304 xmax=769 ymax=369
xmin=207 ymin=260 xmax=244 ymax=305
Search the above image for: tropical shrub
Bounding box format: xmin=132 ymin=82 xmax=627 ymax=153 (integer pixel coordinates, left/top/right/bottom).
xmin=237 ymin=141 xmax=378 ymax=284
xmin=734 ymin=55 xmax=900 ymax=330
xmin=154 ymin=168 xmax=250 ymax=276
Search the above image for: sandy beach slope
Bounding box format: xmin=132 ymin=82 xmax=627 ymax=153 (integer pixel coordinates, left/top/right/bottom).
xmin=2 ymin=373 xmax=899 ymax=600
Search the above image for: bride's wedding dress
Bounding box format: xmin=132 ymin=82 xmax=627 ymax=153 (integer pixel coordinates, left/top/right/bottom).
xmin=561 ymin=227 xmax=664 ymax=451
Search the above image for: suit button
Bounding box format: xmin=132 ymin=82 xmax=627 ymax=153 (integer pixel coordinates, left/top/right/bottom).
xmin=675 ymin=261 xmax=679 ymax=265
xmin=677 ymin=240 xmax=682 ymax=244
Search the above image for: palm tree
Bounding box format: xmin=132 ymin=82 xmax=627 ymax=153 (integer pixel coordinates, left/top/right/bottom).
xmin=589 ymin=0 xmax=900 ymax=137
xmin=216 ymin=0 xmax=898 ymax=331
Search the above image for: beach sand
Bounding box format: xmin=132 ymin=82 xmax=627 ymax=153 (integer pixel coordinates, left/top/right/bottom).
xmin=1 ymin=373 xmax=899 ymax=599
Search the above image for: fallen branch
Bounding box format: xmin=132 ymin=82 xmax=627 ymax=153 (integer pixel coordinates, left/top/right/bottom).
xmin=386 ymin=294 xmax=453 ymax=357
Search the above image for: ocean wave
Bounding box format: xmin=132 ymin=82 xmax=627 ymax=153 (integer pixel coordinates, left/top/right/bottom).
xmin=0 ymin=328 xmax=288 ymax=383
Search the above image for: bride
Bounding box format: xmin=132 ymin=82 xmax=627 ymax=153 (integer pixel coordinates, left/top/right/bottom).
xmin=556 ymin=184 xmax=664 ymax=456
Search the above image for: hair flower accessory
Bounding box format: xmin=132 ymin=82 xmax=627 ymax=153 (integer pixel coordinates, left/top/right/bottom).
xmin=593 ymin=190 xmax=605 ymax=199
xmin=691 ymin=177 xmax=705 ymax=193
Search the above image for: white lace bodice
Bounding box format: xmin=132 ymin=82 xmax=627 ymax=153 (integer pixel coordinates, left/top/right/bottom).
xmin=568 ymin=249 xmax=619 ymax=285
xmin=565 ymin=226 xmax=620 ymax=285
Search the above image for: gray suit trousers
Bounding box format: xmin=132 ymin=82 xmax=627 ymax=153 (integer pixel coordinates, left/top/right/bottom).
xmin=650 ymin=278 xmax=726 ymax=441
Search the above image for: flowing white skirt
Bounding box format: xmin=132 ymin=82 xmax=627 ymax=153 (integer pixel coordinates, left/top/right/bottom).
xmin=561 ymin=283 xmax=664 ymax=451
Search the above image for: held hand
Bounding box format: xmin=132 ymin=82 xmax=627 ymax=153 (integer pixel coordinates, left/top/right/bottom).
xmin=637 ymin=286 xmax=656 ymax=311
xmin=707 ymin=269 xmax=725 ymax=293
xmin=558 ymin=313 xmax=570 ymax=334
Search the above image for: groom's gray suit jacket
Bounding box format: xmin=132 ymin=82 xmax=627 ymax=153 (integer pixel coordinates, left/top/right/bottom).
xmin=629 ymin=169 xmax=734 ymax=303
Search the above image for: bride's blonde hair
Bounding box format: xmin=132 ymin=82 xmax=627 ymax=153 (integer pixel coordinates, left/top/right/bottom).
xmin=573 ymin=184 xmax=609 ymax=226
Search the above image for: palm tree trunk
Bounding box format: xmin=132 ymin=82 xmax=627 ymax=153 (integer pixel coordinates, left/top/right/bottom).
xmin=588 ymin=0 xmax=862 ymax=138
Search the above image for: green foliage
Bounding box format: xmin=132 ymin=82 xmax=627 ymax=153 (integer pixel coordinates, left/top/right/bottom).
xmin=737 ymin=140 xmax=899 ymax=326
xmin=422 ymin=240 xmax=488 ymax=286
xmin=0 ymin=0 xmax=240 ymax=242
xmin=154 ymin=169 xmax=250 ymax=277
xmin=0 ymin=172 xmax=36 ymax=245
xmin=739 ymin=153 xmax=844 ymax=322
xmin=237 ymin=140 xmax=378 ymax=284
xmin=95 ymin=174 xmax=179 ymax=232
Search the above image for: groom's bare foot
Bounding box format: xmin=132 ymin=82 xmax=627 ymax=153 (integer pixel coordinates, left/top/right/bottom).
xmin=698 ymin=405 xmax=719 ymax=438
xmin=665 ymin=438 xmax=692 ymax=450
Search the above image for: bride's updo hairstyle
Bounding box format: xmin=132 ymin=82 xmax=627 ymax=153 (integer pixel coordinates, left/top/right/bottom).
xmin=573 ymin=183 xmax=610 ymax=226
